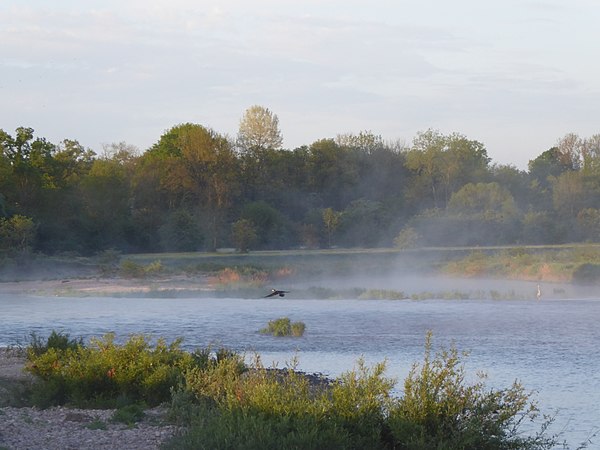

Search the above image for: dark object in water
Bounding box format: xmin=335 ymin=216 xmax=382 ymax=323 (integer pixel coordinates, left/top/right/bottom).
xmin=265 ymin=289 xmax=289 ymax=298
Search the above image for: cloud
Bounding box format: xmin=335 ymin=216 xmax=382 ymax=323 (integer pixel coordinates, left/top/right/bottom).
xmin=0 ymin=0 xmax=599 ymax=168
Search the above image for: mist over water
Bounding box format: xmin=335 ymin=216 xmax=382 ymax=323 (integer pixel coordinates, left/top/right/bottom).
xmin=1 ymin=283 xmax=598 ymax=446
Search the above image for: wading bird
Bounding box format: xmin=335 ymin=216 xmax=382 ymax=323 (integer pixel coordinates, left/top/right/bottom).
xmin=265 ymin=289 xmax=289 ymax=298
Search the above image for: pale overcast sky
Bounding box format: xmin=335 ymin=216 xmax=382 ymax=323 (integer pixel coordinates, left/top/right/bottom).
xmin=1 ymin=0 xmax=599 ymax=168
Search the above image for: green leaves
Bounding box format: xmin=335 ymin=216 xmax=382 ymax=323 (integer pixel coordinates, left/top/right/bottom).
xmin=259 ymin=318 xmax=306 ymax=337
xmin=0 ymin=215 xmax=36 ymax=254
xmin=25 ymin=333 xmax=196 ymax=407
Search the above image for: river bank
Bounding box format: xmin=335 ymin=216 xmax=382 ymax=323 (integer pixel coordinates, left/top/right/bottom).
xmin=0 ymin=275 xmax=214 ymax=298
xmin=0 ymin=348 xmax=179 ymax=450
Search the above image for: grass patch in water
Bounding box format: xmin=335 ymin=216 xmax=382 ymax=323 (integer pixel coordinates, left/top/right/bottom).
xmin=260 ymin=317 xmax=306 ymax=337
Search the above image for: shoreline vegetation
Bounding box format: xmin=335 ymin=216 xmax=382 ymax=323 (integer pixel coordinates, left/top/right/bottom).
xmin=2 ymin=245 xmax=600 ymax=300
xmin=0 ymin=332 xmax=570 ymax=449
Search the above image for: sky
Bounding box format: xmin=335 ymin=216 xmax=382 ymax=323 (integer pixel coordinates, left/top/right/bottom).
xmin=1 ymin=0 xmax=599 ymax=169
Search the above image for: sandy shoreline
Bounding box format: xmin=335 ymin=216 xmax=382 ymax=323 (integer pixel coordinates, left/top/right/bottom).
xmin=0 ymin=275 xmax=215 ymax=297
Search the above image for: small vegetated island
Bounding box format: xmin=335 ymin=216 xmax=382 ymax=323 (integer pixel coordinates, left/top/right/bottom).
xmin=260 ymin=317 xmax=306 ymax=337
xmin=0 ymin=330 xmax=570 ymax=450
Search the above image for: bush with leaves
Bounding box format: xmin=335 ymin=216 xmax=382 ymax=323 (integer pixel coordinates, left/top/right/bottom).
xmin=171 ymin=356 xmax=389 ymax=449
xmin=26 ymin=333 xmax=197 ymax=407
xmin=28 ymin=330 xmax=83 ymax=357
xmin=260 ymin=317 xmax=306 ymax=337
xmin=166 ymin=335 xmax=561 ymax=450
xmin=387 ymin=332 xmax=558 ymax=450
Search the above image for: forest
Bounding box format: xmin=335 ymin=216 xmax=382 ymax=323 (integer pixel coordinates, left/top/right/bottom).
xmin=1 ymin=105 xmax=600 ymax=257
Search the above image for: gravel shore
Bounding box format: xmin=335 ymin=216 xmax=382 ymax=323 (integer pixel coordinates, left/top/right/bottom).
xmin=0 ymin=406 xmax=178 ymax=450
xmin=0 ymin=349 xmax=179 ymax=450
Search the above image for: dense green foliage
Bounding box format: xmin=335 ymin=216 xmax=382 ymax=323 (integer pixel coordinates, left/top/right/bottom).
xmin=25 ymin=332 xmax=197 ymax=407
xmin=22 ymin=331 xmax=563 ymax=449
xmin=2 ymin=120 xmax=600 ymax=257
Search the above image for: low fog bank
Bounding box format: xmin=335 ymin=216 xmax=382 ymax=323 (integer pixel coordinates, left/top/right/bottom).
xmin=280 ymin=251 xmax=600 ymax=300
xmin=3 ymin=248 xmax=600 ymax=300
xmin=293 ymin=273 xmax=599 ymax=300
xmin=0 ymin=258 xmax=97 ymax=283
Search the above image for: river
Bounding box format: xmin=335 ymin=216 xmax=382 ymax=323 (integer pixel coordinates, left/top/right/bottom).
xmin=1 ymin=293 xmax=598 ymax=447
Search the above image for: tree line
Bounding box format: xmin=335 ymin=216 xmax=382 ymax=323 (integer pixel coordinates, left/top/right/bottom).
xmin=1 ymin=105 xmax=600 ymax=256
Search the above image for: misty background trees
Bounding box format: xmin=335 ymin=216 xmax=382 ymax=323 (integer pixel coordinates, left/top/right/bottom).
xmin=1 ymin=107 xmax=600 ymax=256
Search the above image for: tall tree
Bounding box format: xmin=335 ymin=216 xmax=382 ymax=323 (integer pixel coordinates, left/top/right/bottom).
xmin=0 ymin=127 xmax=56 ymax=215
xmin=307 ymin=139 xmax=360 ymax=209
xmin=441 ymin=133 xmax=490 ymax=203
xmin=35 ymin=139 xmax=95 ymax=254
xmin=322 ymin=207 xmax=341 ymax=248
xmin=405 ymin=129 xmax=489 ymax=209
xmin=551 ymin=171 xmax=585 ymax=218
xmin=528 ymin=147 xmax=576 ymax=186
xmin=237 ymin=105 xmax=283 ymax=155
xmin=448 ymin=182 xmax=517 ymax=217
xmin=489 ymin=164 xmax=532 ymax=210
xmin=237 ymin=106 xmax=284 ymax=202
xmin=0 ymin=215 xmax=37 ymax=254
xmin=335 ymin=130 xmax=384 ymax=154
xmin=555 ymin=133 xmax=582 ymax=170
xmin=405 ymin=129 xmax=446 ymax=209
xmin=153 ymin=124 xmax=239 ymax=250
xmin=79 ymin=156 xmax=132 ymax=251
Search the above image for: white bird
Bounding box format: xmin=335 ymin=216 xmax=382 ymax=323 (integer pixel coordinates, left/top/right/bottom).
xmin=536 ymin=284 xmax=541 ymax=301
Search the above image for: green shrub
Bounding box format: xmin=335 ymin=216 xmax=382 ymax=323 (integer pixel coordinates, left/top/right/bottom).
xmin=260 ymin=317 xmax=306 ymax=337
xmin=183 ymin=354 xmax=246 ymax=407
xmin=167 ymin=334 xmax=560 ymax=450
xmin=326 ymin=358 xmax=396 ymax=449
xmin=387 ymin=332 xmax=558 ymax=450
xmin=26 ymin=333 xmax=197 ymax=407
xmin=291 ymin=321 xmax=306 ymax=337
xmin=112 ymin=403 xmax=145 ymax=425
xmin=120 ymin=259 xmax=144 ymax=278
xmin=28 ymin=330 xmax=83 ymax=357
xmin=143 ymin=260 xmax=164 ymax=276
xmin=168 ymin=387 xmax=210 ymax=426
xmin=162 ymin=404 xmax=355 ymax=450
xmin=86 ymin=419 xmax=107 ymax=430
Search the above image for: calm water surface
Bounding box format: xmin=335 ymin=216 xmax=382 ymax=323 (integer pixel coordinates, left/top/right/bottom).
xmin=1 ymin=294 xmax=598 ymax=446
